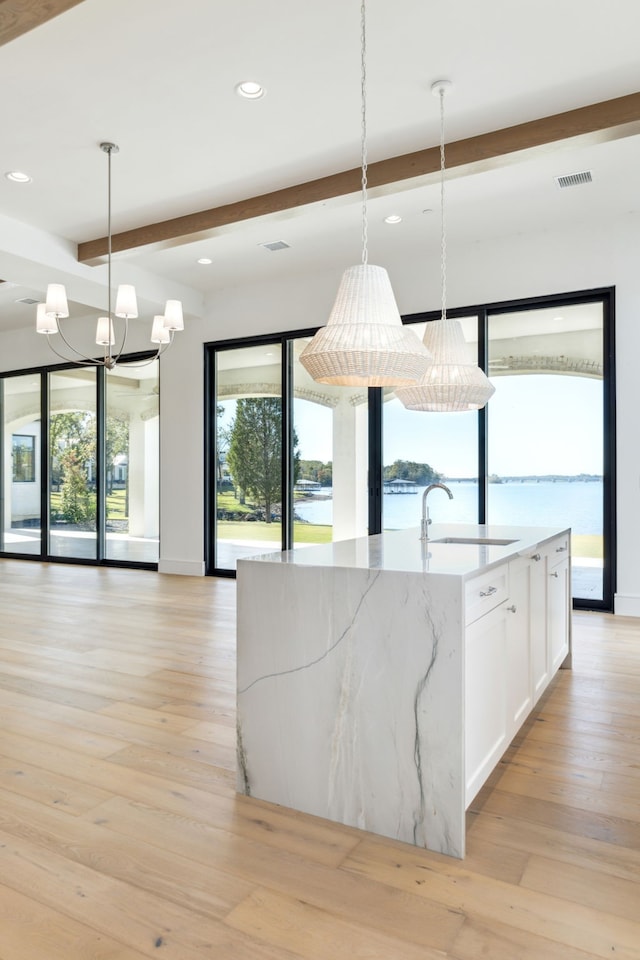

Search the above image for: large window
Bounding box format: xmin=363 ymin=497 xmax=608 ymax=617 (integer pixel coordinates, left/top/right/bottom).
xmin=1 ymin=374 xmax=42 ymax=555
xmin=206 ymin=288 xmax=615 ymax=609
xmin=49 ymin=368 xmax=98 ymax=560
xmin=105 ymin=361 xmax=159 ymax=563
xmin=0 ymin=357 xmax=160 ymax=568
xmin=487 ymin=301 xmax=608 ymax=604
xmin=382 ymin=318 xmax=480 ymax=531
xmin=214 ymin=343 xmax=284 ymax=571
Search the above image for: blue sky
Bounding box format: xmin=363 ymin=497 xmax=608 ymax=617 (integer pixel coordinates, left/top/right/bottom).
xmin=294 ymin=375 xmax=603 ymax=477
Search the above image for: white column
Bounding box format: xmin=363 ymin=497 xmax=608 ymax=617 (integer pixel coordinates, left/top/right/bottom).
xmin=332 ymin=397 xmax=368 ymax=541
xmin=128 ymin=415 xmax=159 ymax=539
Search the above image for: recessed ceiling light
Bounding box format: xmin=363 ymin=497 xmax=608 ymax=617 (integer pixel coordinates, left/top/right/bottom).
xmin=197 ymin=257 xmax=212 ymax=265
xmin=235 ymin=80 xmax=266 ymax=100
xmin=5 ymin=170 xmax=32 ymax=183
xmin=384 ymin=214 xmax=402 ymax=224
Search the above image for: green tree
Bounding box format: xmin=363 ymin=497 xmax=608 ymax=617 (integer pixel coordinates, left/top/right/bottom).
xmin=59 ymin=447 xmax=96 ymax=523
xmin=298 ymin=459 xmax=333 ymax=486
xmin=50 ymin=411 xmax=129 ymax=521
xmin=383 ymin=459 xmax=443 ymax=485
xmin=227 ymin=398 xmax=299 ymax=522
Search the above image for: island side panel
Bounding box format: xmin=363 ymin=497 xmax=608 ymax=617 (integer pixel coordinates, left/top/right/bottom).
xmin=236 ymin=559 xmax=466 ymax=858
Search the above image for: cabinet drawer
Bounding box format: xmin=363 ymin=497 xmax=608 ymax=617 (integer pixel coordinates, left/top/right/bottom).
xmin=546 ymin=534 xmax=570 ymax=565
xmin=465 ymin=566 xmax=509 ymax=624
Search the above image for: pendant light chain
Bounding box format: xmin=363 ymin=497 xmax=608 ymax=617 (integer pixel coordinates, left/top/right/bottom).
xmin=360 ymin=0 xmax=368 ymax=266
xmin=107 ymin=144 xmax=113 ymax=346
xmin=439 ymin=86 xmax=447 ymax=322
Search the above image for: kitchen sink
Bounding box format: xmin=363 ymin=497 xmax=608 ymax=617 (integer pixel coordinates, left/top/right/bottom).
xmin=430 ymin=537 xmax=518 ymax=546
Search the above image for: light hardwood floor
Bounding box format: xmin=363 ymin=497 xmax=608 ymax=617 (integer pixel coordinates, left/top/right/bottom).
xmin=0 ymin=559 xmax=638 ymax=959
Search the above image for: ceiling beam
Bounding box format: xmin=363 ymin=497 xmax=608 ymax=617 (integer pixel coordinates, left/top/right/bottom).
xmin=77 ymin=91 xmax=640 ymax=263
xmin=0 ymin=0 xmax=86 ymax=46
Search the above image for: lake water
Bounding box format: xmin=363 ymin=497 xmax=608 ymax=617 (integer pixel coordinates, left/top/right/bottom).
xmin=295 ymin=480 xmax=603 ymax=535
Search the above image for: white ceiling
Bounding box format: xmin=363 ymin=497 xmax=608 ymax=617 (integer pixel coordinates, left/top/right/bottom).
xmin=1 ymin=0 xmax=640 ymax=331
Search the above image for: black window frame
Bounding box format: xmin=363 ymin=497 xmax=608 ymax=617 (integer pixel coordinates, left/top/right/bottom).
xmin=206 ymin=286 xmax=616 ymax=610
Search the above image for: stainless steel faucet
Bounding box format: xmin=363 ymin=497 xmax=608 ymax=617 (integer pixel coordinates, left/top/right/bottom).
xmin=420 ymin=483 xmax=454 ymax=540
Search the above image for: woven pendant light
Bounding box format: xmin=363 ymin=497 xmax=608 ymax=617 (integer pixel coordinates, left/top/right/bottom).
xmin=396 ymin=81 xmax=495 ymax=412
xmin=397 ymin=316 xmax=495 ymax=410
xmin=299 ymin=0 xmax=430 ymax=388
xmin=300 ymin=264 xmax=431 ymax=387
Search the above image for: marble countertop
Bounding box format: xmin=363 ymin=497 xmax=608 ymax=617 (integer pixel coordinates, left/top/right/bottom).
xmin=238 ymin=523 xmax=570 ymax=579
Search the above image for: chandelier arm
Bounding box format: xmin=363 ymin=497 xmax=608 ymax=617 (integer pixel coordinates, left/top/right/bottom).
xmin=120 ymin=330 xmax=174 ymax=368
xmin=110 ymin=316 xmax=130 ymax=367
xmin=54 ymin=319 xmax=102 ymax=365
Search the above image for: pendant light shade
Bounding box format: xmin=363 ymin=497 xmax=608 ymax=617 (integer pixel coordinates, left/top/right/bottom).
xmin=396 ymin=317 xmax=495 ymax=411
xmin=396 ymin=79 xmax=494 ymax=413
xmin=299 ymin=264 xmax=430 ymax=386
xmin=299 ymin=0 xmax=430 ymax=388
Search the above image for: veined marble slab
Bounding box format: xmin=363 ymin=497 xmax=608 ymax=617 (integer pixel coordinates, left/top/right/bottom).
xmin=237 ymin=561 xmax=465 ymax=857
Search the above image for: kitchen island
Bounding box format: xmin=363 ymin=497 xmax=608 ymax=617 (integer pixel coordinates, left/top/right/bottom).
xmin=236 ymin=523 xmax=571 ymax=858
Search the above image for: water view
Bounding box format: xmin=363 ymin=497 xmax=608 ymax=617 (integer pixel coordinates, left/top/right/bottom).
xmin=294 ymin=478 xmax=603 ymax=536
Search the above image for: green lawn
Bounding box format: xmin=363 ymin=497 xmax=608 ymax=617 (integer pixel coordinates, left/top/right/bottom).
xmin=217 ymin=520 xmax=332 ymax=544
xmin=50 ymin=488 xmax=128 ymax=520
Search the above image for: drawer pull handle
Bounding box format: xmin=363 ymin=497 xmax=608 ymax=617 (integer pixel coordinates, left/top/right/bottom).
xmin=550 ymin=571 xmax=559 ymax=578
xmin=479 ymin=586 xmax=497 ymax=597
xmin=506 ymin=604 xmax=517 ymax=613
xmin=531 ymin=553 xmax=541 ymax=561
xmin=555 ymin=545 xmax=567 ymax=552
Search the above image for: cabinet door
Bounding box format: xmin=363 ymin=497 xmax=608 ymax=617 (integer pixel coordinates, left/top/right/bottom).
xmin=506 ymin=559 xmax=532 ymax=738
xmin=465 ymin=601 xmax=508 ymax=806
xmin=529 ymin=551 xmax=549 ymax=703
xmin=549 ymin=555 xmax=570 ymax=672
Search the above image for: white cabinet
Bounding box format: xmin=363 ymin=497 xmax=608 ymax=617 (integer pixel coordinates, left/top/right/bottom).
xmin=529 ymin=549 xmax=549 ymax=703
xmin=464 ymin=536 xmax=570 ymax=807
xmin=505 ymin=555 xmax=533 ymax=738
xmin=548 ymin=544 xmax=571 ymax=672
xmin=465 ymin=601 xmax=509 ymax=806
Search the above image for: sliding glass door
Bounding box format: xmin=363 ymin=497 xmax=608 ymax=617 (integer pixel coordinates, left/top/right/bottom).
xmin=49 ymin=368 xmax=98 ymax=559
xmin=206 ymin=288 xmax=614 ymax=609
xmin=487 ymin=300 xmax=608 ymax=603
xmin=382 ymin=317 xmax=480 ymax=531
xmin=1 ymin=373 xmax=42 ymax=554
xmin=214 ymin=343 xmax=284 ymax=571
xmin=0 ymin=356 xmax=160 ymax=568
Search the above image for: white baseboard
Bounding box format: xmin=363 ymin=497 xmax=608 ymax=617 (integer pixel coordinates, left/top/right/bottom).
xmin=614 ymin=593 xmax=640 ymax=617
xmin=158 ymin=558 xmax=206 ymax=577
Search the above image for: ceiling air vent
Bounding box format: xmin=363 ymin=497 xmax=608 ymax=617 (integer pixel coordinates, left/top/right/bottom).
xmin=15 ymin=297 xmax=40 ymax=305
xmin=259 ymin=240 xmax=290 ymax=252
xmin=554 ymin=170 xmax=593 ymax=189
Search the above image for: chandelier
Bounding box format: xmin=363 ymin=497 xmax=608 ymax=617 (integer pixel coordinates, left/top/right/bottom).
xmin=36 ymin=142 xmax=183 ymax=370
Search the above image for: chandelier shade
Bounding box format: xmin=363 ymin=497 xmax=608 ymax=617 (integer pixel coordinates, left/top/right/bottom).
xmin=95 ymin=316 xmax=115 ymax=346
xmin=151 ymin=315 xmax=171 ymax=344
xmin=44 ymin=283 xmax=69 ymax=319
xmin=115 ymin=284 xmax=138 ymax=319
xmin=299 ymin=264 xmax=430 ymax=386
xmin=395 ymin=317 xmax=496 ymax=411
xmin=36 ymin=301 xmax=58 ymax=335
